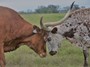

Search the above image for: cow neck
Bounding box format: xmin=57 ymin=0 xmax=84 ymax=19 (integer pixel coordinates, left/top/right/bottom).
xmin=4 ymin=24 xmax=35 ymax=43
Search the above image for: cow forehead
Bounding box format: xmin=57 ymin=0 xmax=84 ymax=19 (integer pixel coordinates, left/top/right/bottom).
xmin=47 ymin=32 xmax=63 ymax=46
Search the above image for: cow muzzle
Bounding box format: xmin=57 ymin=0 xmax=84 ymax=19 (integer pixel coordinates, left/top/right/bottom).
xmin=49 ymin=51 xmax=57 ymax=56
xmin=39 ymin=53 xmax=46 ymax=58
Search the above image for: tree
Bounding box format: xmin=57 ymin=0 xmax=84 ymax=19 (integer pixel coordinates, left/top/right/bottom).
xmin=35 ymin=5 xmax=59 ymax=13
xmin=35 ymin=6 xmax=47 ymax=13
xmin=47 ymin=5 xmax=59 ymax=13
xmin=74 ymin=4 xmax=80 ymax=10
xmin=81 ymin=6 xmax=85 ymax=8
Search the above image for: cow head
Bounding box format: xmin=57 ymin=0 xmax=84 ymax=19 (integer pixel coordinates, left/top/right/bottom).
xmin=39 ymin=2 xmax=75 ymax=56
xmin=22 ymin=18 xmax=48 ymax=58
xmin=46 ymin=30 xmax=63 ymax=55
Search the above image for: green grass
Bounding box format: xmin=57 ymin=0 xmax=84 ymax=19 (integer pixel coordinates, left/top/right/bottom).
xmin=21 ymin=13 xmax=65 ymax=26
xmin=5 ymin=13 xmax=90 ymax=67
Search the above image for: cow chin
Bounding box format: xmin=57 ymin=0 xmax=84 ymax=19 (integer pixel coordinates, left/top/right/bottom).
xmin=49 ymin=51 xmax=57 ymax=56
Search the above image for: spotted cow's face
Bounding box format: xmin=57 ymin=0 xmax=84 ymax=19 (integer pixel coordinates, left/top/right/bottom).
xmin=46 ymin=27 xmax=64 ymax=56
xmin=39 ymin=1 xmax=75 ymax=56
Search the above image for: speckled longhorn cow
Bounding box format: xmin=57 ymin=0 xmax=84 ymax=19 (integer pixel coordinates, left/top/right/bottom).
xmin=40 ymin=2 xmax=90 ymax=67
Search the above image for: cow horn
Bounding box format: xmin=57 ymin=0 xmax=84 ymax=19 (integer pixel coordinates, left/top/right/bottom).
xmin=44 ymin=1 xmax=75 ymax=27
xmin=40 ymin=16 xmax=44 ymax=28
xmin=40 ymin=16 xmax=49 ymax=30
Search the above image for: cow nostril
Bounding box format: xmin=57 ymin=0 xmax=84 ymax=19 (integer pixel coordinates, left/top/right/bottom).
xmin=47 ymin=37 xmax=51 ymax=41
xmin=49 ymin=51 xmax=57 ymax=56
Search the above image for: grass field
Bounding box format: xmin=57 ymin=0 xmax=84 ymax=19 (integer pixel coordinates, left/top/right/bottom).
xmin=5 ymin=13 xmax=90 ymax=67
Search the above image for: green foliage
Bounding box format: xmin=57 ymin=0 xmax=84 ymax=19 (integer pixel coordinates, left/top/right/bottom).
xmin=35 ymin=5 xmax=59 ymax=13
xmin=5 ymin=13 xmax=90 ymax=67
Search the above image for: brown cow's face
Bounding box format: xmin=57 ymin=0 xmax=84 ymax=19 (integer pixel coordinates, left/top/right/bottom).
xmin=23 ymin=26 xmax=47 ymax=58
xmin=30 ymin=31 xmax=47 ymax=57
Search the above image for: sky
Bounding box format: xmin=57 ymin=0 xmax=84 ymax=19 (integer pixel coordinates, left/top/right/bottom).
xmin=0 ymin=0 xmax=90 ymax=11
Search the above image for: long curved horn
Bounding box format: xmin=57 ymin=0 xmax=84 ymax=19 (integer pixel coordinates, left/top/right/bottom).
xmin=44 ymin=1 xmax=75 ymax=27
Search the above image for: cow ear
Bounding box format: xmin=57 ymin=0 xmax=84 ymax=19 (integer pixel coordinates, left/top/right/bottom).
xmin=51 ymin=27 xmax=58 ymax=34
xmin=33 ymin=25 xmax=40 ymax=33
xmin=33 ymin=29 xmax=37 ymax=33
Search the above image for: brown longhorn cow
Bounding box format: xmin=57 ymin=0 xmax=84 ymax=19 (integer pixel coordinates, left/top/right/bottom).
xmin=0 ymin=6 xmax=48 ymax=67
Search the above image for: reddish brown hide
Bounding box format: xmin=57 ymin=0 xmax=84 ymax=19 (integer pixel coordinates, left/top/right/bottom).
xmin=0 ymin=6 xmax=47 ymax=67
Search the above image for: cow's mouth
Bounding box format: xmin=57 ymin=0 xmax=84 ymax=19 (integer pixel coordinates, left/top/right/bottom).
xmin=39 ymin=53 xmax=46 ymax=58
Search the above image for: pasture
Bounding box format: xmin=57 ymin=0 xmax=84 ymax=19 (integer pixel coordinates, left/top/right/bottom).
xmin=5 ymin=13 xmax=90 ymax=67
